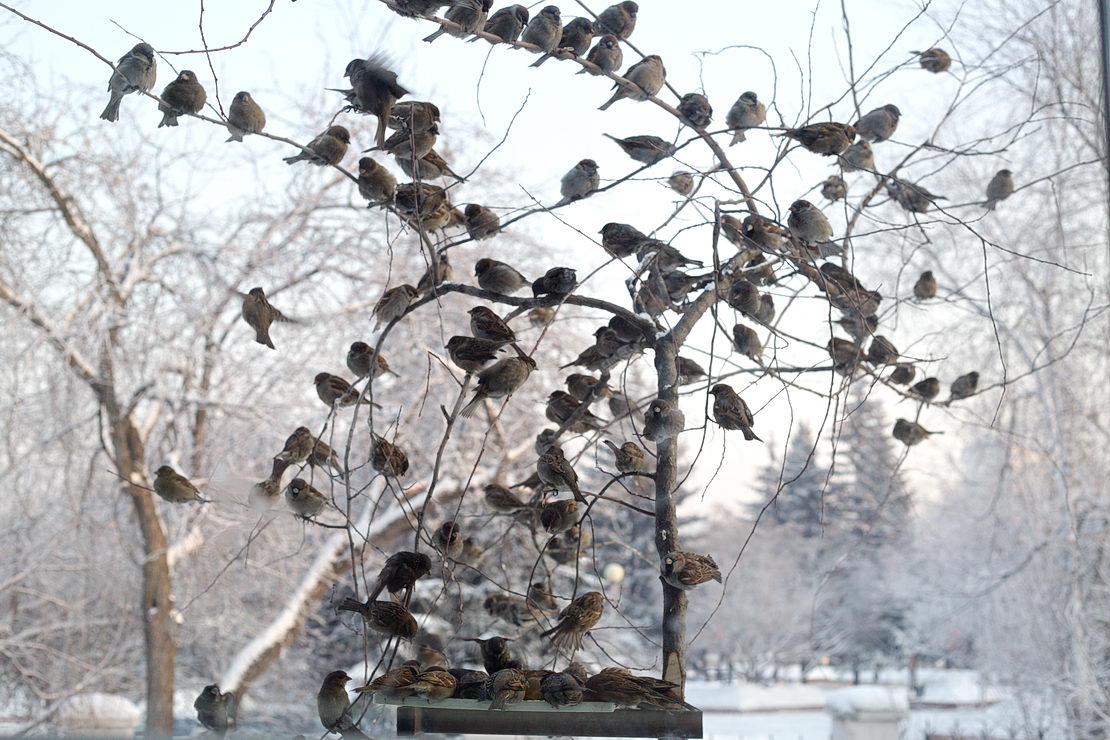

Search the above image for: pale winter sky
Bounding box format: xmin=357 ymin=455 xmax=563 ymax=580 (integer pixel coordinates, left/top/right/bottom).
xmin=2 ymin=0 xmax=977 ymax=510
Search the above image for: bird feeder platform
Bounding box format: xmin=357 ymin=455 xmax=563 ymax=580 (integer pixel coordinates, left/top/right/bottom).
xmin=385 ymin=697 xmax=702 ymax=737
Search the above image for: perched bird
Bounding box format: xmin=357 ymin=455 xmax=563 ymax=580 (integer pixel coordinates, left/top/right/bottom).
xmin=556 ymin=159 xmax=600 ymax=206
xmin=603 ymin=134 xmax=675 ymax=165
xmin=354 ymin=661 xmax=422 ymax=699
xmin=405 ymin=668 xmax=457 ymax=703
xmin=476 ymin=258 xmax=528 ymax=295
xmin=662 ymin=551 xmax=722 ymax=590
xmin=603 ymin=440 xmax=644 ymax=473
xmin=732 ymin=324 xmax=763 ymax=361
xmin=345 ymin=54 xmax=409 ymax=148
xmin=460 ymin=354 xmax=537 ymax=416
xmin=827 ymin=337 xmax=862 ymax=367
xmin=447 ymin=335 xmax=503 ymax=373
xmin=778 ymin=122 xmax=856 ymax=156
xmin=336 ymin=599 xmax=418 ymax=639
xmin=529 ymin=306 xmax=556 ymax=327
xmin=566 ymin=373 xmax=612 ymax=402
xmin=867 ymin=336 xmax=899 ymax=365
xmin=273 ymin=426 xmax=338 ymax=472
xmin=599 ymin=55 xmax=665 ymax=110
xmin=887 ymin=179 xmax=945 ymax=213
xmin=754 ymin=294 xmax=776 ymax=324
xmin=599 ymin=222 xmax=652 ymax=258
xmin=484 ymin=483 xmax=528 ymax=513
xmin=286 ymin=477 xmax=328 ymax=518
xmin=578 ymin=34 xmax=623 ymax=75
xmin=315 ymin=373 xmax=359 ymax=409
xmin=424 ymin=0 xmax=491 ymax=41
xmin=892 ymin=418 xmax=941 ymax=446
xmin=889 ymin=363 xmax=916 ymax=385
xmin=839 ymin=140 xmax=874 ymax=172
xmin=593 ymin=1 xmax=638 ymax=39
xmin=249 ymin=477 xmax=281 ymax=509
xmin=541 ymin=670 xmax=585 ymax=708
xmin=371 ymin=435 xmax=410 ymax=477
xmin=916 ymin=47 xmax=952 ymax=73
xmin=709 ymin=383 xmax=761 ymax=441
xmin=643 ymin=399 xmax=684 ymax=442
xmin=909 ymin=377 xmax=941 ymax=402
xmin=357 ymin=157 xmax=396 ymax=204
xmin=396 ymin=149 xmax=465 ymax=182
xmin=366 ymin=551 xmax=432 ymax=604
xmin=486 ymin=669 xmax=528 ymax=710
xmin=527 ymin=580 xmax=559 ymax=612
xmin=677 ymin=356 xmax=707 ymax=384
xmin=854 ymin=104 xmax=901 ymax=142
xmin=238 ymin=287 xmax=294 ymax=350
xmin=375 ymin=122 xmax=439 ymax=160
xmin=728 ymin=279 xmax=762 ymax=317
xmin=347 ymin=342 xmax=396 ymax=380
xmin=100 ymin=43 xmax=156 ymax=122
xmin=637 ymin=241 xmax=702 ymax=271
xmin=678 ymin=92 xmax=713 ymax=129
xmin=584 ymin=668 xmax=692 ymax=710
xmin=433 ymin=520 xmax=463 ymax=560
xmin=469 ymin=306 xmax=517 ymax=345
xmin=374 ymin=284 xmax=419 ymax=330
xmin=283 ymin=125 xmax=350 ymax=166
xmin=726 ymin=91 xmax=766 ymax=145
xmin=387 ymin=101 xmax=441 ymax=132
xmin=449 ymin=668 xmax=491 ymax=700
xmin=834 ymin=312 xmax=878 ymax=341
xmin=482 ymin=5 xmax=530 ymax=42
xmin=546 ymin=391 xmax=604 ymax=433
xmin=536 ymin=427 xmax=559 ymax=454
xmin=194 ymin=684 xmax=237 ymax=735
xmin=948 ymin=371 xmax=980 ymax=403
xmin=464 ymin=636 xmax=521 ymax=674
xmin=317 ymin=671 xmax=368 ymax=738
xmin=532 ymin=16 xmax=594 ymax=66
xmin=913 ymin=271 xmax=937 ymax=300
xmin=521 ymin=6 xmax=562 ymax=54
xmin=532 ymin=266 xmax=578 ymax=297
xmin=542 ymin=591 xmax=604 ymax=651
xmin=153 ymin=465 xmax=208 ymax=503
xmin=157 ymin=70 xmax=206 ymax=127
xmin=821 ymin=175 xmax=848 ymax=202
xmin=387 ymin=0 xmax=450 ymax=17
xmin=668 ymin=171 xmax=695 ymax=196
xmin=225 ymin=91 xmax=265 ymax=142
xmin=985 ymin=169 xmax=1014 ymax=210
xmin=484 ymin=594 xmax=541 ymax=626
xmin=416 ymin=252 xmax=454 ymax=293
xmin=537 ymin=444 xmax=586 ymax=502
xmin=542 ymin=499 xmax=580 ymax=533
xmin=788 ymin=199 xmax=834 ymax=246
xmin=464 ymin=204 xmax=501 ymax=240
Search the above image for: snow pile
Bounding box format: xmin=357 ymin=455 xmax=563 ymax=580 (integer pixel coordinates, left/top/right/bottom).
xmin=56 ymin=693 xmax=140 ymax=732
xmin=826 ymin=686 xmax=909 ymax=716
xmin=918 ymin=669 xmax=1008 ymax=705
xmin=686 ymin=680 xmax=826 ymax=711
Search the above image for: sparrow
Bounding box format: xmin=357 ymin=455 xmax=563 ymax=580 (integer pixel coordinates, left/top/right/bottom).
xmin=347 ymin=342 xmax=396 ymax=380
xmin=609 ymin=313 xmax=651 ymax=342
xmin=578 ymin=34 xmax=623 ymax=75
xmin=561 ymin=345 xmax=610 ymax=371
xmin=599 ymin=55 xmax=665 ymax=110
xmin=709 ymin=383 xmax=761 ymax=441
xmin=566 ymin=373 xmax=612 ymax=402
xmin=484 ymin=594 xmax=541 ymax=627
xmin=893 ymin=418 xmax=941 ymax=446
xmin=546 ymin=391 xmax=604 ymax=433
xmin=286 ymin=477 xmax=327 ymax=518
xmin=726 ymin=91 xmax=766 ymax=145
xmin=985 ymin=169 xmax=1014 ymax=210
xmin=529 ymin=306 xmax=556 ymax=327
xmin=469 ymin=306 xmax=517 ymax=344
xmin=677 ymin=92 xmax=713 ymax=129
xmin=915 ymin=47 xmax=952 ymax=73
xmin=532 ymin=16 xmax=594 ymax=66
xmin=157 ymin=70 xmax=206 ymax=127
xmin=317 ymin=671 xmax=368 ymax=738
xmin=366 ymin=551 xmax=432 ymax=604
xmin=532 ymin=266 xmax=578 ymax=297
xmin=542 ymin=499 xmax=580 ymax=533
xmin=777 ymin=122 xmax=856 ymax=156
xmin=416 ymin=251 xmax=454 ymax=293
xmin=371 ymin=435 xmax=409 ymax=477
xmin=603 ymin=440 xmax=644 ymax=473
xmin=732 ymin=324 xmax=763 ymax=361
xmin=424 ymin=0 xmax=491 ymax=41
xmin=593 ymin=1 xmax=638 ymax=39
xmin=274 ymin=426 xmax=337 ymax=470
xmin=432 ymin=520 xmax=463 ymax=560
xmin=405 ymin=667 xmax=457 ymax=702
xmin=541 ymin=670 xmax=585 ymax=708
xmin=854 ymin=104 xmax=901 ymax=142
xmin=948 ymin=371 xmax=980 ymax=402
xmin=547 ymin=526 xmax=589 ymax=564
xmin=537 ymin=444 xmax=586 ymax=502
xmin=315 ymin=373 xmax=359 ymax=408
xmin=867 ymin=336 xmax=899 ymax=365
xmin=357 ymin=157 xmax=397 ymax=204
xmin=603 ymin=134 xmax=675 ymax=165
xmin=345 ymin=54 xmax=408 ymax=148
xmin=889 ymin=363 xmax=916 ymax=385
xmin=839 ymin=140 xmax=874 ymax=172
xmin=283 ymin=125 xmax=350 ymax=166
xmin=821 ymin=175 xmax=847 ymax=202
xmin=599 ymin=222 xmax=653 ymax=258
xmin=447 ymin=335 xmax=503 ymax=373
xmin=913 ymin=270 xmax=937 ymax=299
xmin=374 ymin=284 xmax=419 ymax=329
xmin=450 ymin=668 xmax=491 ymax=699
xmin=828 ymin=337 xmax=862 ymax=367
xmin=541 ymin=591 xmax=604 ymax=651
xmin=484 ymin=483 xmax=528 ymax=513
xmin=464 ymin=636 xmax=522 ymax=674
xmin=475 ymin=258 xmax=528 ymax=294
xmin=527 ymin=580 xmax=559 ymax=612
xmin=668 ymin=171 xmax=695 ymax=196
xmin=464 ymin=204 xmax=501 ymax=240
xmin=374 ymin=122 xmax=439 ymax=160
xmin=336 ymin=599 xmax=418 ymax=639
xmin=387 ymin=0 xmax=450 ymax=17
xmin=521 ymin=6 xmax=562 ymax=54
xmin=676 ymin=356 xmax=707 ymax=384
xmin=909 ymin=377 xmax=941 ymax=402
xmin=153 ymin=465 xmax=208 ymax=503
xmin=788 ymin=199 xmax=833 ymax=245
xmin=584 ymin=668 xmax=692 ymax=710
xmin=887 ymin=179 xmax=945 ymax=213
xmin=387 ymin=101 xmax=441 ymax=132
xmin=249 ymin=477 xmax=281 ymax=509
xmin=396 ymin=149 xmax=466 ymax=182
xmin=835 ymin=312 xmax=878 ymax=341
xmin=637 ymin=241 xmax=703 ymax=271
xmin=754 ymin=294 xmax=776 ymax=324
xmin=100 ymin=43 xmax=156 ymax=122
xmin=556 ymin=159 xmax=600 ymax=206
xmin=727 ymin=279 xmax=762 ymax=317
xmin=742 ymin=214 xmax=788 ymax=251
xmin=460 ymin=354 xmax=537 ymax=416
xmin=225 ymin=91 xmax=265 ymax=142
xmin=353 ymin=661 xmax=422 ymax=699
xmin=643 ymin=399 xmax=684 ymax=442
xmin=661 ymin=551 xmax=722 ymax=590
xmin=194 ymin=684 xmax=237 ymax=735
xmin=482 ymin=5 xmax=530 ymax=42
xmin=536 ymin=427 xmax=559 ymax=454
xmin=486 ymin=669 xmax=528 ymax=710
xmin=239 ymin=286 xmax=294 ymax=349
xmin=745 ymin=253 xmax=778 ymax=286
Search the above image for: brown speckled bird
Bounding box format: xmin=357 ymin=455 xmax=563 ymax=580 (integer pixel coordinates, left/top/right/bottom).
xmin=284 ymin=125 xmax=350 ymax=166
xmin=537 ymin=445 xmax=586 ymax=503
xmin=541 ymin=669 xmax=584 ymax=707
xmin=915 ymin=47 xmax=952 ymax=73
xmin=867 ymin=336 xmax=899 ymax=365
xmin=374 ymin=284 xmax=419 ymax=330
xmin=985 ymin=169 xmax=1014 ymax=211
xmin=854 ymin=104 xmax=901 ymax=142
xmin=469 ymin=306 xmax=517 ymax=345
xmin=460 ymin=354 xmax=537 ymax=417
xmin=541 ymin=499 xmax=580 ymax=534
xmin=893 ymin=418 xmax=942 ymax=446
xmin=486 ymin=668 xmax=528 ymax=710
xmin=225 ymin=91 xmax=265 ymax=142
xmin=157 ymin=70 xmax=206 ymax=127
xmin=603 ymin=440 xmax=644 ymax=473
xmin=541 ymin=591 xmax=604 ymax=651
xmin=358 ymin=157 xmax=396 ymax=204
xmin=346 ymin=342 xmax=396 ymax=380
xmin=726 ymin=91 xmax=766 ymax=145
xmin=599 ymin=55 xmax=665 ymax=111
xmin=336 ymin=599 xmax=418 ymax=639
xmin=239 ymin=286 xmax=294 ymax=349
xmin=546 ymin=391 xmax=605 ymax=433
xmin=366 ymin=551 xmax=431 ymax=605
xmin=353 ymin=661 xmax=422 ymax=699
xmin=371 ymin=435 xmax=409 ymax=477
xmin=578 ymin=34 xmax=623 ymax=75
xmin=889 ymin=363 xmax=916 ymax=385
xmin=484 ymin=483 xmax=528 ymax=513
xmin=153 ymin=465 xmax=209 ymax=503
xmin=709 ymin=384 xmax=761 ymax=441
xmin=662 ymin=551 xmax=722 ymax=590
xmin=643 ymin=399 xmax=684 ymax=442
xmin=345 ymin=54 xmax=409 ymax=148
xmin=475 ymin=258 xmax=528 ymax=294
xmin=778 ymin=122 xmax=856 ymax=156
xmin=948 ymin=371 xmax=979 ymax=403
xmin=913 ymin=271 xmax=936 ymax=300
xmin=732 ymin=324 xmax=763 ymax=362
xmin=315 ymin=373 xmax=359 ymax=409
xmin=604 ymin=134 xmax=675 ymax=165
xmin=447 ymin=335 xmax=503 ymax=373
xmin=593 ymin=1 xmax=638 ymax=39
xmin=909 ymin=377 xmax=940 ymax=402
xmin=101 ymin=43 xmax=156 ymax=123
xmin=317 ymin=671 xmax=368 ymax=738
xmin=286 ymin=477 xmax=327 ymax=518
xmin=678 ymin=92 xmax=713 ymax=129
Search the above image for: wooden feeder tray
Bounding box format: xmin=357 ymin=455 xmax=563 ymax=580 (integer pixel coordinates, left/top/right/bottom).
xmin=381 ymin=696 xmax=703 ymax=737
